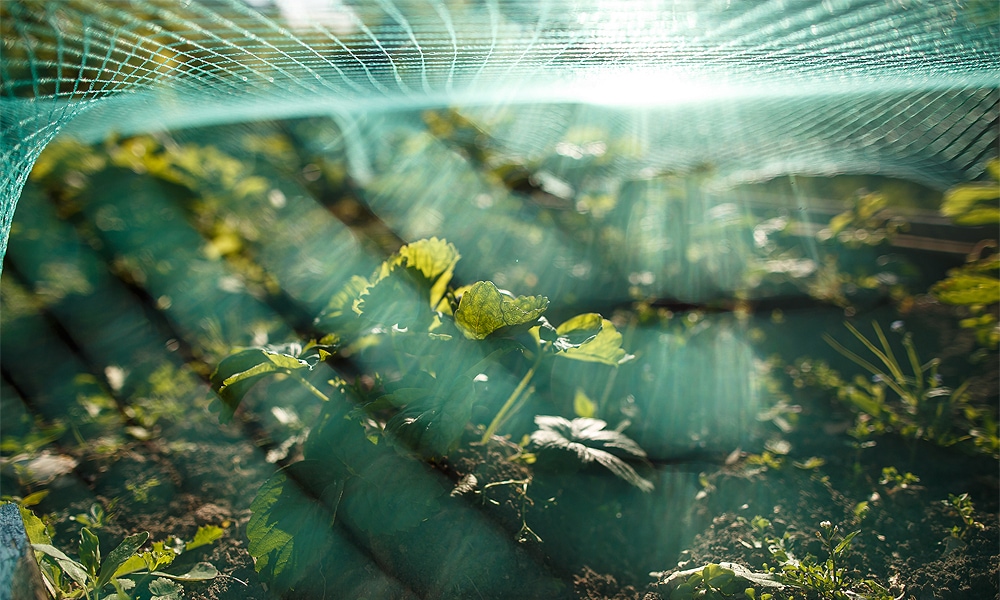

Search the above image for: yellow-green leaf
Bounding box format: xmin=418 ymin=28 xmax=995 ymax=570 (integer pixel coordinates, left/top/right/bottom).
xmin=941 ymin=183 xmax=1000 ymax=226
xmin=16 ymin=504 xmax=51 ymax=545
xmin=185 ymin=525 xmax=224 ymax=551
xmin=560 ymin=319 xmax=632 ymax=366
xmin=573 ymin=389 xmax=597 ymax=418
xmin=932 ymin=274 xmax=1000 ymax=306
xmin=454 ymin=281 xmax=549 ymax=339
xmin=395 ymin=237 xmax=460 ymax=307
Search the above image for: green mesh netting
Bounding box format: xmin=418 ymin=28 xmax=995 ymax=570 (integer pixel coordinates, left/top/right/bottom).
xmin=1 ymin=0 xmax=998 ymax=262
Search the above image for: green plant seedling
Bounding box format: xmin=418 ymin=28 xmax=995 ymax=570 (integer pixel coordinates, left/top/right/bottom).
xmin=943 ymin=493 xmax=986 ymax=540
xmin=12 ymin=502 xmax=221 ymax=600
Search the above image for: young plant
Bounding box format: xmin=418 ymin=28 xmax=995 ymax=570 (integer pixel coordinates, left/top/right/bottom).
xmin=12 ymin=502 xmax=221 ymax=599
xmin=761 ymin=519 xmax=891 ymax=600
xmin=943 ymin=492 xmax=986 ymax=540
xmin=821 ymin=321 xmax=997 ymax=456
xmin=211 ymin=238 xmax=646 ymax=593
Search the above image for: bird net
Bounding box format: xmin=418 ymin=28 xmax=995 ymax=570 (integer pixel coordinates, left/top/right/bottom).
xmin=2 ymin=0 xmax=998 ymax=260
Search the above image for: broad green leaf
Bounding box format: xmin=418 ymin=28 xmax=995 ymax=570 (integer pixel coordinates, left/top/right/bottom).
xmin=535 ymin=313 xmax=604 ymax=352
xmin=357 ymin=239 xmax=461 ymax=326
xmin=247 ymin=462 xmax=341 ymax=592
xmin=17 ymin=504 xmax=51 ymax=545
xmin=210 ymin=348 xmax=310 ymax=419
xmin=827 ymin=211 xmax=854 ymax=236
xmin=150 ymin=562 xmax=219 ymax=581
xmin=454 ymin=281 xmax=549 ymax=339
xmin=97 ymin=532 xmax=149 ymax=589
xmin=941 ymin=183 xmax=1000 ymax=226
xmin=383 ymin=372 xmax=480 ymax=457
xmin=185 ymin=525 xmax=224 ymax=551
xmin=79 ymin=527 xmax=101 ymax=577
xmin=573 ymin=388 xmax=597 ymax=418
xmin=560 ymin=319 xmax=632 ymax=366
xmin=932 ymin=274 xmax=1000 ymax=306
xmin=149 ymin=577 xmax=182 ymax=600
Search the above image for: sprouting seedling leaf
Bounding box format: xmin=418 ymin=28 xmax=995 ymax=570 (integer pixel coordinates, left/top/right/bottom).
xmin=78 ymin=527 xmax=100 ymax=577
xmin=454 ymin=281 xmax=549 ymax=339
xmin=210 ymin=347 xmax=311 ymax=419
xmin=529 ymin=416 xmax=653 ymax=492
xmin=559 ymin=318 xmax=633 ymax=366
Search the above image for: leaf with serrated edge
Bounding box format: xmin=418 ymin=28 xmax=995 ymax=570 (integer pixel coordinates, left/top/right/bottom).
xmin=396 ymin=238 xmax=460 ymax=307
xmin=529 ymin=416 xmax=652 ymax=491
xmin=149 ymin=577 xmax=182 ymax=600
xmin=454 ymin=281 xmax=548 ymax=339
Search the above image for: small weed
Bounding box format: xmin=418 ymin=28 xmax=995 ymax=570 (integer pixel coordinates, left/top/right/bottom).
xmin=752 ymin=518 xmax=892 ymax=600
xmin=943 ymin=493 xmax=986 ymax=540
xmin=126 ymin=477 xmax=161 ymax=504
xmin=69 ymin=502 xmax=114 ymax=530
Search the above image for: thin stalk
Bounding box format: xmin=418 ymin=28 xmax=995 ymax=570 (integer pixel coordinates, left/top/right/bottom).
xmin=903 ymin=335 xmax=923 ymax=391
xmin=291 ymin=372 xmax=330 ymax=402
xmin=845 ymin=322 xmax=905 ymax=385
xmin=823 ymin=334 xmax=909 ymax=400
xmin=871 ymin=321 xmax=902 ymax=382
xmin=480 ymin=352 xmax=543 ymax=444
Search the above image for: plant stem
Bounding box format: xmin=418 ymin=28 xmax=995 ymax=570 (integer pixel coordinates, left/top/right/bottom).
xmin=480 ymin=352 xmax=543 ymax=444
xmin=291 ymin=372 xmax=330 ymax=402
